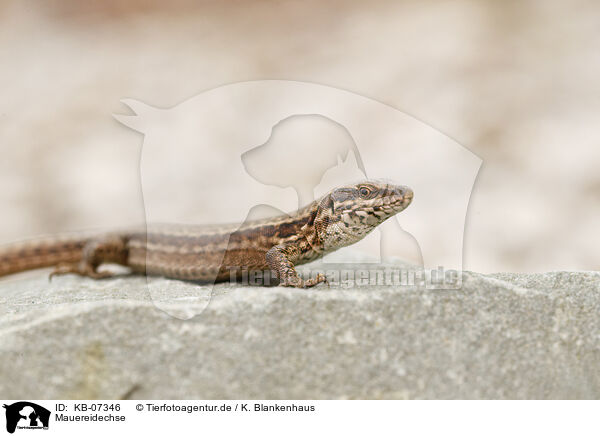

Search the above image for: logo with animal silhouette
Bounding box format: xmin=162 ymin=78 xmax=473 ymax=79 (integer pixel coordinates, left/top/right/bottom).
xmin=115 ymin=80 xmax=481 ymax=317
xmin=3 ymin=402 xmax=50 ymax=434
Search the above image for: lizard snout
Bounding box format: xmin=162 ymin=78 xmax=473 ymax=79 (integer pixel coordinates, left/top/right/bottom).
xmin=391 ymin=185 xmax=413 ymax=202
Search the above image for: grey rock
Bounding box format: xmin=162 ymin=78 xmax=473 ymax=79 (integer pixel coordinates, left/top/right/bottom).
xmin=0 ymin=265 xmax=599 ymax=399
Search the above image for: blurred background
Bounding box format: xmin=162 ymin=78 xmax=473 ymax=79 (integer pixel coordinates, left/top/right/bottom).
xmin=0 ymin=0 xmax=598 ymax=273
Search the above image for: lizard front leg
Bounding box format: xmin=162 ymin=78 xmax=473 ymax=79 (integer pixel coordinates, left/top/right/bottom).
xmin=266 ymin=242 xmax=327 ymax=288
xmin=50 ymin=235 xmax=129 ymax=280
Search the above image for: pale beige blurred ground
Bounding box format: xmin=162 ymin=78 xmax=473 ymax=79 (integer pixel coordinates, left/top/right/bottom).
xmin=0 ymin=0 xmax=598 ymax=273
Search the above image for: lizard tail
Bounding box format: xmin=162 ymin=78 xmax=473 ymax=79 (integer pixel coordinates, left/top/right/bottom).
xmin=0 ymin=236 xmax=87 ymax=278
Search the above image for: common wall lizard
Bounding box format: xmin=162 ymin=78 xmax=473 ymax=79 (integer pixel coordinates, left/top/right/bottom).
xmin=0 ymin=181 xmax=413 ymax=288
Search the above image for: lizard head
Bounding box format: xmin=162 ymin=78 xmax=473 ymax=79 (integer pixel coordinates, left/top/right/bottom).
xmin=313 ymin=181 xmax=413 ymax=250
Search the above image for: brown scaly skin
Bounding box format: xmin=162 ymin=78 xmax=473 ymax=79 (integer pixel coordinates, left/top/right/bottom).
xmin=0 ymin=181 xmax=413 ymax=288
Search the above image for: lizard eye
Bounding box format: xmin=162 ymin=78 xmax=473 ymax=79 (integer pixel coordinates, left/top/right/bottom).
xmin=359 ymin=186 xmax=371 ymax=198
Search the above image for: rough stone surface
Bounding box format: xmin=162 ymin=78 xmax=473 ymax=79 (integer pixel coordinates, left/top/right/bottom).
xmin=0 ymin=264 xmax=599 ymax=399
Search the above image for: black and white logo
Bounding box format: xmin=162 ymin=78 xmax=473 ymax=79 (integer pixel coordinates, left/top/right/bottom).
xmin=3 ymin=402 xmax=50 ymax=434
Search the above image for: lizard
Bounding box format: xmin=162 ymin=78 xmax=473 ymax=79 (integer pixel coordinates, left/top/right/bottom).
xmin=0 ymin=181 xmax=413 ymax=288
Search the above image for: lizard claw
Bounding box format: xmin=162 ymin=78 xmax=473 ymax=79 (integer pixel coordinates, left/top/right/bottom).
xmin=49 ymin=263 xmax=78 ymax=282
xmin=302 ymin=273 xmax=329 ymax=289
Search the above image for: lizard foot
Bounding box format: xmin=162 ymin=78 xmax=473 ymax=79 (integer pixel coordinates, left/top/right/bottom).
xmin=280 ymin=273 xmax=329 ymax=288
xmin=49 ymin=262 xmax=115 ymax=281
xmin=303 ymin=273 xmax=329 ymax=288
